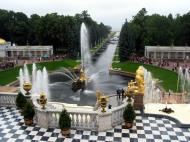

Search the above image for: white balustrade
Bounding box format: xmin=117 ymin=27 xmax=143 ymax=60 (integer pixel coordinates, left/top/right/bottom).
xmin=111 ymin=102 xmax=127 ymax=127
xmin=0 ymin=92 xmax=17 ymax=107
xmin=35 ymin=107 xmax=98 ymax=130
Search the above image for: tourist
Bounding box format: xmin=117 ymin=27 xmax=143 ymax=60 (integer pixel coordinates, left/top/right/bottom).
xmin=108 ymin=104 xmax=112 ymax=109
xmin=121 ymin=88 xmax=125 ymax=98
xmin=116 ymin=88 xmax=121 ymax=99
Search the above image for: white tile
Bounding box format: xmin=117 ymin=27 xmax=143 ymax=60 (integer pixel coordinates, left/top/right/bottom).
xmin=136 ymin=138 xmax=146 ymax=142
xmin=63 ymin=138 xmax=73 ymax=142
xmin=114 ymin=132 xmax=121 ymax=137
xmin=83 ymin=130 xmax=91 ymax=135
xmin=33 ymin=135 xmax=42 ymax=141
xmin=7 ymin=138 xmax=17 ymax=142
xmin=48 ymin=137 xmax=57 ymax=142
xmin=29 ymin=131 xmax=38 ymax=135
xmin=130 ymin=133 xmax=138 ymax=138
xmin=4 ymin=133 xmax=14 ymax=138
xmin=168 ymin=131 xmax=176 ymax=136
xmin=18 ymin=134 xmax=28 ymax=139
xmin=152 ymin=130 xmax=160 ymax=135
xmin=89 ymin=135 xmax=98 ymax=140
xmin=15 ymin=130 xmax=24 ymax=134
xmin=44 ymin=132 xmax=52 ymax=137
xmin=73 ymin=134 xmax=82 ymax=139
xmin=161 ymin=135 xmax=170 ymax=140
xmin=26 ymin=126 xmax=34 ymax=131
xmin=145 ymin=134 xmax=154 ymax=139
xmin=105 ymin=136 xmax=113 ymax=141
xmin=98 ymin=132 xmax=106 ymax=136
xmin=177 ymin=136 xmax=187 ymax=141
xmin=1 ymin=129 xmax=11 ymax=133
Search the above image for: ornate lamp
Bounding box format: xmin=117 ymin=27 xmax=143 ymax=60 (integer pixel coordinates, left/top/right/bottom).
xmin=39 ymin=92 xmax=47 ymax=109
xmin=23 ymin=82 xmax=32 ymax=95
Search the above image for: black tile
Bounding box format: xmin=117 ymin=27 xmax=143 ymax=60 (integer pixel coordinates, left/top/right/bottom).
xmin=153 ymin=135 xmax=162 ymax=139
xmin=37 ymin=131 xmax=45 ymax=136
xmin=160 ymin=131 xmax=168 ymax=135
xmin=91 ymin=131 xmax=98 ymax=136
xmin=176 ymin=132 xmax=184 ymax=136
xmin=122 ymin=133 xmax=129 ymax=137
xmin=169 ymin=135 xmax=178 ymax=140
xmin=12 ymin=134 xmax=20 ymax=138
xmin=130 ymin=138 xmax=138 ymax=142
xmin=98 ymin=136 xmax=105 ymax=141
xmin=114 ymin=128 xmax=122 ymax=133
xmin=82 ymin=135 xmax=89 ymax=139
xmin=76 ymin=130 xmax=83 ymax=134
xmin=114 ymin=137 xmax=121 ymax=142
xmin=41 ymin=136 xmax=49 ymax=141
xmin=25 ymin=135 xmax=34 ymax=140
xmin=106 ymin=132 xmax=113 ymax=136
xmin=137 ymin=134 xmax=145 ymax=138
xmin=55 ymin=138 xmax=65 ymax=142
xmin=72 ymin=139 xmax=80 ymax=142
xmin=145 ymin=130 xmax=152 ymax=134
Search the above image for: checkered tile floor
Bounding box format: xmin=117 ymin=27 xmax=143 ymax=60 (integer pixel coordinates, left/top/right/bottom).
xmin=0 ymin=107 xmax=190 ymax=142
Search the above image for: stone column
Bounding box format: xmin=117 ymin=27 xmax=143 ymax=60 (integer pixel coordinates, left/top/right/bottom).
xmin=154 ymin=52 xmax=156 ymax=59
xmin=98 ymin=110 xmax=112 ymax=131
xmin=161 ymin=52 xmax=164 ymax=59
xmin=183 ymin=52 xmax=185 ymax=59
xmin=134 ymin=94 xmax=144 ymax=110
xmin=168 ymin=52 xmax=170 ymax=59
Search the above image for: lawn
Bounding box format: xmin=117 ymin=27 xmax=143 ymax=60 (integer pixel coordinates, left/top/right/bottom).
xmin=0 ymin=59 xmax=78 ymax=86
xmin=112 ymin=61 xmax=178 ymax=92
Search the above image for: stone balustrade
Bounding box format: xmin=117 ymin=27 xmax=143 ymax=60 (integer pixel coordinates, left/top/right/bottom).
xmin=0 ymin=93 xmax=129 ymax=131
xmin=0 ymin=92 xmax=17 ymax=107
xmin=35 ymin=107 xmax=98 ymax=130
xmin=111 ymin=102 xmax=127 ymax=127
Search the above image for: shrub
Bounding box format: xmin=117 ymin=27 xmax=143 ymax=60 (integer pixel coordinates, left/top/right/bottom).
xmin=59 ymin=109 xmax=71 ymax=129
xmin=16 ymin=92 xmax=27 ymax=109
xmin=23 ymin=101 xmax=35 ymax=119
xmin=123 ymin=103 xmax=136 ymax=122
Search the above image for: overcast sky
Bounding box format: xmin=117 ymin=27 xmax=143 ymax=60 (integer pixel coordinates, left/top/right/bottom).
xmin=1 ymin=0 xmax=190 ymax=31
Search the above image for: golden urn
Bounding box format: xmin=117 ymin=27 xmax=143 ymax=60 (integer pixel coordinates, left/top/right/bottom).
xmin=23 ymin=82 xmax=32 ymax=95
xmin=100 ymin=96 xmax=108 ymax=112
xmin=39 ymin=92 xmax=47 ymax=109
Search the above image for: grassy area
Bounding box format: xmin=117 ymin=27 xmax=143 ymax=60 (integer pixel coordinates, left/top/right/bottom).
xmin=113 ymin=46 xmax=120 ymax=62
xmin=112 ymin=61 xmax=178 ymax=92
xmin=0 ymin=59 xmax=78 ymax=86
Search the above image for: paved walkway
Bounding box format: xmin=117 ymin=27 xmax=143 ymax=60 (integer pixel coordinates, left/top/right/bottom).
xmin=0 ymin=107 xmax=190 ymax=142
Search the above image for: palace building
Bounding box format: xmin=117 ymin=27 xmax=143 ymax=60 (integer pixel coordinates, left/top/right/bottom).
xmin=145 ymin=46 xmax=190 ymax=60
xmin=0 ymin=38 xmax=53 ymax=58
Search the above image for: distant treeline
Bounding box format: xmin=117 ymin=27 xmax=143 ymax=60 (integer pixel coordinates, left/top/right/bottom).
xmin=119 ymin=8 xmax=190 ymax=61
xmin=0 ymin=9 xmax=111 ymax=58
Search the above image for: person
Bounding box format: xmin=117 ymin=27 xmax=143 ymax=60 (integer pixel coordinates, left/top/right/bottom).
xmin=116 ymin=88 xmax=121 ymax=99
xmin=121 ymin=88 xmax=125 ymax=99
xmin=108 ymin=104 xmax=112 ymax=109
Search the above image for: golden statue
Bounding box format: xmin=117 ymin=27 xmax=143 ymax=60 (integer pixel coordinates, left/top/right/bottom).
xmin=39 ymin=92 xmax=47 ymax=109
xmin=95 ymin=90 xmax=108 ymax=112
xmin=79 ymin=69 xmax=87 ymax=81
xmin=23 ymin=82 xmax=32 ymax=95
xmin=125 ymin=66 xmax=145 ymax=96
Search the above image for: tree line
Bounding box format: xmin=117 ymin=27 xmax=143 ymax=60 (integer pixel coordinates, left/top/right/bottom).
xmin=119 ymin=8 xmax=190 ymax=61
xmin=0 ymin=9 xmax=111 ymax=58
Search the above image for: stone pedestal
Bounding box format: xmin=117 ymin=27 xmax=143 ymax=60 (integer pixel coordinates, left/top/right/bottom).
xmin=134 ymin=94 xmax=144 ymax=109
xmin=98 ymin=110 xmax=112 ymax=131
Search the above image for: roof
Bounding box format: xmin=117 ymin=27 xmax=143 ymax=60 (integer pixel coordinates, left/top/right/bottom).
xmin=145 ymin=46 xmax=190 ymax=52
xmin=0 ymin=38 xmax=6 ymax=45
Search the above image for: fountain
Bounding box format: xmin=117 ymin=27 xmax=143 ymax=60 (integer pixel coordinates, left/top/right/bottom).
xmin=19 ymin=63 xmax=49 ymax=100
xmin=46 ymin=23 xmax=131 ymax=106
